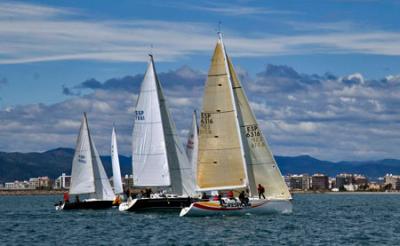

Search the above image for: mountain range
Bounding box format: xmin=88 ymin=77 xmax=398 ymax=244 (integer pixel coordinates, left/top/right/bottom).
xmin=1 ymin=147 xmax=399 ymax=183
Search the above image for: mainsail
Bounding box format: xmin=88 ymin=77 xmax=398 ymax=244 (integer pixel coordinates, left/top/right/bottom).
xmin=227 ymin=57 xmax=292 ymax=199
xmin=69 ymin=113 xmax=115 ymax=201
xmin=197 ymin=35 xmax=248 ymax=191
xmin=132 ymin=55 xmax=195 ymax=196
xmin=111 ymin=127 xmax=123 ymax=195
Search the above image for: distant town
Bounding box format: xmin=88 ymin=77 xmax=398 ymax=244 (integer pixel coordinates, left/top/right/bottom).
xmin=1 ymin=172 xmax=400 ymax=193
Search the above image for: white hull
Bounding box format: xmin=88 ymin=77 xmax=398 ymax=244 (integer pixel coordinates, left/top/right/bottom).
xmin=179 ymin=198 xmax=292 ymax=217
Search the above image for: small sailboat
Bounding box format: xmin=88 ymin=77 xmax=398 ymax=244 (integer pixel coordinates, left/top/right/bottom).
xmin=185 ymin=110 xmax=198 ymax=180
xmin=111 ymin=126 xmax=123 ymax=206
xmin=180 ymin=34 xmax=292 ymax=217
xmin=55 ymin=113 xmax=115 ymax=210
xmin=119 ymin=55 xmax=197 ymax=212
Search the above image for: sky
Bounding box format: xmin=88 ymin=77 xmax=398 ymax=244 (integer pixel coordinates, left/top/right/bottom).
xmin=0 ymin=0 xmax=399 ymax=161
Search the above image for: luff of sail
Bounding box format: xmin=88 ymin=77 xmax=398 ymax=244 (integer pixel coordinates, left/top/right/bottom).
xmin=227 ymin=57 xmax=292 ymax=200
xmin=197 ymin=36 xmax=247 ymax=191
xmin=111 ymin=127 xmax=123 ymax=195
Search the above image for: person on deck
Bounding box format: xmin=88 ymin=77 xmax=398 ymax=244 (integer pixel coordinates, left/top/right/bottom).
xmin=227 ymin=190 xmax=234 ymax=200
xmin=201 ymin=192 xmax=209 ymax=200
xmin=63 ymin=192 xmax=69 ymax=203
xmin=75 ymin=195 xmax=80 ymax=203
xmin=239 ymin=191 xmax=245 ymax=206
xmin=258 ymin=184 xmax=266 ymax=199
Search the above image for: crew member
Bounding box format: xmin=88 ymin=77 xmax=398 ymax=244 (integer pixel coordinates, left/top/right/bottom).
xmin=258 ymin=184 xmax=265 ymax=199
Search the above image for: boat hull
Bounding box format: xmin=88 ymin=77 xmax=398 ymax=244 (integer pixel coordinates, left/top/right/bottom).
xmin=179 ymin=199 xmax=292 ymax=217
xmin=55 ymin=200 xmax=114 ymax=210
xmin=119 ymin=197 xmax=196 ymax=212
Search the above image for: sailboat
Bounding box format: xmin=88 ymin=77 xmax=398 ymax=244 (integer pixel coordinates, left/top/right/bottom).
xmin=111 ymin=126 xmax=123 ymax=206
xmin=55 ymin=113 xmax=115 ymax=210
xmin=119 ymin=55 xmax=197 ymax=212
xmin=185 ymin=110 xmax=198 ymax=180
xmin=180 ymin=34 xmax=292 ymax=217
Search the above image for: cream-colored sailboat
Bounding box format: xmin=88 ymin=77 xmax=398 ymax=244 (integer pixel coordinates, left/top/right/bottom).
xmin=180 ymin=34 xmax=292 ymax=217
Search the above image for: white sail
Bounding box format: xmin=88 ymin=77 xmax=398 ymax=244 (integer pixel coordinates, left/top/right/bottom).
xmin=69 ymin=114 xmax=95 ymax=195
xmin=132 ymin=55 xmax=195 ymax=195
xmin=196 ymin=35 xmax=248 ymax=191
xmin=132 ymin=56 xmax=170 ymax=187
xmin=185 ymin=110 xmax=199 ymax=193
xmin=227 ymin=52 xmax=291 ymax=199
xmin=186 ymin=110 xmax=198 ymax=170
xmin=70 ymin=113 xmax=115 ymax=201
xmin=111 ymin=127 xmax=123 ymax=195
xmin=89 ymin=136 xmax=115 ymax=201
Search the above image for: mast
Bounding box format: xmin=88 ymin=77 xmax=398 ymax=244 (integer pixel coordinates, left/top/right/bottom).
xmin=111 ymin=126 xmax=123 ymax=195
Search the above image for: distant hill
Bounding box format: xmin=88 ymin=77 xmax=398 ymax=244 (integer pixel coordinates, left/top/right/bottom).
xmin=0 ymin=148 xmax=131 ymax=183
xmin=1 ymin=148 xmax=400 ymax=183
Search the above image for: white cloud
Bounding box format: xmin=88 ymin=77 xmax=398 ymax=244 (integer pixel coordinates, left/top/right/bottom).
xmin=0 ymin=2 xmax=400 ymax=64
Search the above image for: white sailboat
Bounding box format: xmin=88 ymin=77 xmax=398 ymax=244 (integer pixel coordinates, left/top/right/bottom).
xmin=56 ymin=113 xmax=115 ymax=210
xmin=185 ymin=110 xmax=199 ymax=186
xmin=180 ymin=34 xmax=292 ymax=217
xmin=111 ymin=126 xmax=123 ymax=205
xmin=119 ymin=55 xmax=197 ymax=212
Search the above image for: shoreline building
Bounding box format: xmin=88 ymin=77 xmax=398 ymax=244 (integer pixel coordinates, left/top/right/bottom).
xmin=53 ymin=173 xmax=71 ymax=190
xmin=384 ymin=174 xmax=400 ymax=190
xmin=311 ymin=173 xmax=329 ymax=190
xmin=289 ymin=174 xmax=310 ymax=191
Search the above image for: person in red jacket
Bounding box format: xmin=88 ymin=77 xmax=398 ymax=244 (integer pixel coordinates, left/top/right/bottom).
xmin=63 ymin=192 xmax=69 ymax=203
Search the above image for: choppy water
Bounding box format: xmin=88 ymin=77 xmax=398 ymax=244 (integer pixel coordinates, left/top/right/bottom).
xmin=1 ymin=194 xmax=400 ymax=245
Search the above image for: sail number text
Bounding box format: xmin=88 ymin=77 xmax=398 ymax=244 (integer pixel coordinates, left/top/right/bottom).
xmin=135 ymin=110 xmax=145 ymax=120
xmin=244 ymin=124 xmax=265 ymax=148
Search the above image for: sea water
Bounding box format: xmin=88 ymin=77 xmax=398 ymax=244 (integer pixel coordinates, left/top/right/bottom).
xmin=0 ymin=193 xmax=400 ymax=245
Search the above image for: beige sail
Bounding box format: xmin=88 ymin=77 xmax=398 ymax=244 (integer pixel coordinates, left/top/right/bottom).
xmin=197 ymin=38 xmax=247 ymax=191
xmin=227 ymin=57 xmax=292 ymax=199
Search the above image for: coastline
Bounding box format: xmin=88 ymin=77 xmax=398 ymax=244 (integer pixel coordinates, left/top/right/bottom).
xmin=0 ymin=189 xmax=66 ymax=196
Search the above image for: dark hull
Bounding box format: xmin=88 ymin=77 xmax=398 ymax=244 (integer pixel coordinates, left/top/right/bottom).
xmin=121 ymin=197 xmax=199 ymax=212
xmin=57 ymin=200 xmax=114 ymax=210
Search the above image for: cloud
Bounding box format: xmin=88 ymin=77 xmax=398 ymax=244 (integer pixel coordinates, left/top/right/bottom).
xmin=1 ymin=62 xmax=400 ymax=161
xmin=176 ymin=2 xmax=295 ymax=16
xmin=0 ymin=2 xmax=400 ymax=65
